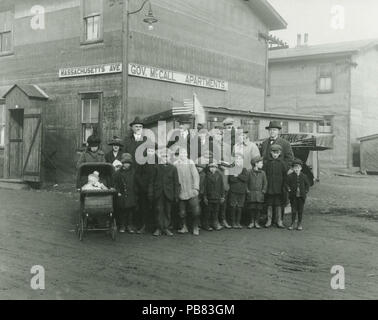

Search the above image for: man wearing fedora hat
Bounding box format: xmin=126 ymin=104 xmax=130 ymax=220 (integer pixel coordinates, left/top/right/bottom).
xmin=261 ymin=121 xmax=294 ymax=170
xmin=261 ymin=121 xmax=294 ymax=227
xmin=123 ymin=117 xmax=146 ymax=162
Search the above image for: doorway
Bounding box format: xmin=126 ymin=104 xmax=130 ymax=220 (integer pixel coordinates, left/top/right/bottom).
xmin=8 ymin=109 xmax=24 ymax=179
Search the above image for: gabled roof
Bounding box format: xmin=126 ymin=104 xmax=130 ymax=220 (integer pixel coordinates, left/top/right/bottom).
xmin=248 ymin=0 xmax=287 ymax=31
xmin=269 ymin=39 xmax=378 ymax=62
xmin=3 ymin=84 xmax=49 ymax=100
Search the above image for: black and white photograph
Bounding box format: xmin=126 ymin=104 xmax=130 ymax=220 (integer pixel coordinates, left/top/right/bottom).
xmin=0 ymin=0 xmax=378 ymax=305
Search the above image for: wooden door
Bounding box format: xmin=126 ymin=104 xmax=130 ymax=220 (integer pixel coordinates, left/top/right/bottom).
xmin=22 ymin=114 xmax=42 ymax=182
xmin=8 ymin=109 xmax=24 ymax=179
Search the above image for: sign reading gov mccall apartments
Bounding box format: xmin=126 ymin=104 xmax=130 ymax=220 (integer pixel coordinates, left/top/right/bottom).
xmin=58 ymin=62 xmax=228 ymax=91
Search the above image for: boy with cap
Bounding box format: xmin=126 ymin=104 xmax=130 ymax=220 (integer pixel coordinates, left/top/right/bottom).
xmin=203 ymin=161 xmax=225 ymax=231
xmin=114 ymin=153 xmax=138 ymax=233
xmin=264 ymin=144 xmax=287 ymax=228
xmin=286 ymin=159 xmax=310 ymax=231
xmin=246 ymin=156 xmax=267 ymax=229
xmin=151 ymin=148 xmax=180 ymax=236
xmin=228 ymin=153 xmax=249 ymax=229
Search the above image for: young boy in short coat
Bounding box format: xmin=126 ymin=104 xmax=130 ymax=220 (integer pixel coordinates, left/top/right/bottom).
xmin=264 ymin=144 xmax=287 ymax=228
xmin=114 ymin=153 xmax=138 ymax=233
xmin=151 ymin=149 xmax=180 ymax=236
xmin=246 ymin=156 xmax=267 ymax=229
xmin=228 ymin=154 xmax=249 ymax=229
xmin=286 ymin=159 xmax=310 ymax=231
xmin=203 ymin=161 xmax=225 ymax=231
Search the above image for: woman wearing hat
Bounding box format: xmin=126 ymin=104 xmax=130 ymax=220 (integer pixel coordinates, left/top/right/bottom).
xmin=76 ymin=135 xmax=105 ymax=168
xmin=105 ymin=136 xmax=124 ymax=165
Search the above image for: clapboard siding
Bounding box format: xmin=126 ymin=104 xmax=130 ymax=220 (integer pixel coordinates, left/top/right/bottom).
xmin=267 ymin=58 xmax=351 ymax=167
xmin=0 ymin=0 xmax=272 ymax=182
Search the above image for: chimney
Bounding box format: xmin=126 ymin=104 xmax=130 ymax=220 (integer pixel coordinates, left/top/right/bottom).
xmin=296 ymin=34 xmax=302 ymax=47
xmin=304 ymin=33 xmax=309 ymax=46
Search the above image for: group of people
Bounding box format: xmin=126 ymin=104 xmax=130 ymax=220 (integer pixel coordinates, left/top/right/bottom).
xmin=76 ymin=116 xmax=311 ymax=236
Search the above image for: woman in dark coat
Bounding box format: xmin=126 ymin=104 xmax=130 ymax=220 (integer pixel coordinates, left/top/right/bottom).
xmin=105 ymin=136 xmax=123 ymax=165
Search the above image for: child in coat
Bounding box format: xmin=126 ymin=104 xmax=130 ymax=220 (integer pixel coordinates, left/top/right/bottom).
xmin=203 ymin=161 xmax=225 ymax=231
xmin=174 ymin=148 xmax=201 ymax=236
xmin=264 ymin=144 xmax=287 ymax=228
xmin=246 ymin=156 xmax=267 ymax=229
xmin=286 ymin=159 xmax=310 ymax=231
xmin=152 ymin=149 xmax=180 ymax=236
xmin=196 ymin=162 xmax=207 ymax=230
xmin=114 ymin=153 xmax=138 ymax=233
xmin=228 ymin=154 xmax=249 ymax=229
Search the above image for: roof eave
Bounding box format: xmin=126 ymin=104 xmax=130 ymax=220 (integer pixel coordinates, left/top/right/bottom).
xmin=269 ymin=50 xmax=356 ymax=63
xmin=248 ymin=0 xmax=287 ymax=31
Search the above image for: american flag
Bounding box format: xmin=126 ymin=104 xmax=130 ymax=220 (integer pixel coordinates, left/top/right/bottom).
xmin=172 ymin=97 xmax=194 ymax=115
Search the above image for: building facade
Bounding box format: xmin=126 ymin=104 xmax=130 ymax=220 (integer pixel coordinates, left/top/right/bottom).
xmin=0 ymin=0 xmax=286 ymax=182
xmin=267 ymin=39 xmax=378 ymax=168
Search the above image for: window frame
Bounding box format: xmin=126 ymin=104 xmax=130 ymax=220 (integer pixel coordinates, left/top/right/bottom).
xmin=0 ymin=101 xmax=5 ymax=148
xmin=317 ymin=116 xmax=334 ymax=134
xmin=0 ymin=10 xmax=14 ymax=56
xmin=299 ymin=121 xmax=314 ymax=133
xmin=316 ymin=64 xmax=334 ymax=94
xmin=80 ymin=0 xmax=104 ymax=45
xmin=80 ymin=93 xmax=102 ymax=147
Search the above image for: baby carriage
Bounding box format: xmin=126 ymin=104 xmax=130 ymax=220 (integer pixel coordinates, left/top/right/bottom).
xmin=76 ymin=163 xmax=118 ymax=241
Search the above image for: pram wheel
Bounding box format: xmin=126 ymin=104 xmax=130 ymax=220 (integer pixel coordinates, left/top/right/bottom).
xmin=78 ymin=217 xmax=85 ymax=241
xmin=110 ymin=217 xmax=117 ymax=241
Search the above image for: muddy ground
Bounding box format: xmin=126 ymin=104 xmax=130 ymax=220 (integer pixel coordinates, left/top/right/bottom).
xmin=0 ymin=173 xmax=378 ymax=300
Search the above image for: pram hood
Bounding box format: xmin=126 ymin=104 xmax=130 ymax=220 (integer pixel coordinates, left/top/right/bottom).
xmin=76 ymin=162 xmax=115 ymax=189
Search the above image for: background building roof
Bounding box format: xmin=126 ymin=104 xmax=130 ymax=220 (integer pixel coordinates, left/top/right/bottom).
xmin=3 ymin=84 xmax=49 ymax=100
xmin=269 ymin=38 xmax=378 ymax=62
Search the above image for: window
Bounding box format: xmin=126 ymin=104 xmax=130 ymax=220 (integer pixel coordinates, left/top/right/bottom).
xmin=0 ymin=10 xmax=13 ymax=54
xmin=81 ymin=0 xmax=103 ymax=44
xmin=317 ymin=64 xmax=334 ymax=93
xmin=318 ymin=117 xmax=333 ymax=133
xmin=278 ymin=120 xmax=289 ymax=134
xmin=81 ymin=95 xmax=101 ymax=145
xmin=0 ymin=103 xmax=5 ymax=147
xmin=299 ymin=121 xmax=314 ymax=133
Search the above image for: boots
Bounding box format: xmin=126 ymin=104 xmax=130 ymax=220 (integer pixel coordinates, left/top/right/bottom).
xmin=221 ymin=220 xmax=231 ymax=229
xmin=177 ymin=217 xmax=189 ymax=234
xmin=192 ymin=217 xmax=200 ymax=236
xmin=276 ymin=207 xmax=285 ymax=228
xmin=248 ymin=211 xmax=254 ymax=229
xmin=255 ymin=210 xmax=262 ymax=229
xmin=235 ymin=208 xmax=242 ymax=229
xmin=265 ymin=207 xmax=273 ymax=228
xmin=229 ymin=207 xmax=236 ymax=228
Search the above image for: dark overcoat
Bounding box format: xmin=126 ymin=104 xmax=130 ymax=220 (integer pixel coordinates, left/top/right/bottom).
xmin=228 ymin=168 xmax=249 ymax=194
xmin=246 ymin=169 xmax=268 ymax=203
xmin=114 ymin=167 xmax=138 ymax=209
xmin=286 ymin=172 xmax=310 ymax=200
xmin=152 ymin=164 xmax=180 ymax=202
xmin=204 ymin=171 xmax=225 ymax=202
xmin=261 ymin=137 xmax=294 ymax=170
xmin=265 ymin=158 xmax=287 ymax=195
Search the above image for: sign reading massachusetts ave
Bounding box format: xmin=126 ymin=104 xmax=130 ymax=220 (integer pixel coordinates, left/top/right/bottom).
xmin=128 ymin=63 xmax=229 ymax=91
xmin=58 ymin=62 xmax=228 ymax=91
xmin=59 ymin=63 xmax=122 ymax=78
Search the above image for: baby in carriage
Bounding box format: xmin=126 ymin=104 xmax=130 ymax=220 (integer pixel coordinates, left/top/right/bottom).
xmin=82 ymin=171 xmax=108 ymax=191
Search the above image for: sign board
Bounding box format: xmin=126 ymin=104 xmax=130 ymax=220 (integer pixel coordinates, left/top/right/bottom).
xmin=59 ymin=62 xmax=122 ymax=78
xmin=128 ymin=63 xmax=228 ymax=91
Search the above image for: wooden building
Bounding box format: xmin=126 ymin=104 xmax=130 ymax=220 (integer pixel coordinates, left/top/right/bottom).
xmin=0 ymin=0 xmax=286 ymax=183
xmin=358 ymin=134 xmax=378 ymax=174
xmin=267 ymin=39 xmax=378 ymax=169
xmin=142 ymin=105 xmax=332 ymax=181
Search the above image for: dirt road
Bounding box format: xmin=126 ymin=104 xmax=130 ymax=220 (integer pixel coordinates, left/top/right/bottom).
xmin=1 ymin=174 xmax=378 ymax=300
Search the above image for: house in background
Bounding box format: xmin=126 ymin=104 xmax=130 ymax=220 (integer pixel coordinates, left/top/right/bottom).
xmin=267 ymin=38 xmax=378 ymax=168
